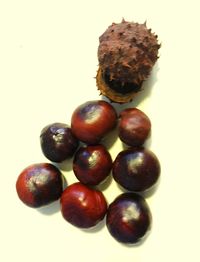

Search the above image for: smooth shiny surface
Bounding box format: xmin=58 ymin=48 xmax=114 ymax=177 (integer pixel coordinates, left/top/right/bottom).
xmin=40 ymin=123 xmax=79 ymax=162
xmin=60 ymin=182 xmax=107 ymax=228
xmin=73 ymin=145 xmax=112 ymax=185
xmin=119 ymin=108 xmax=151 ymax=146
xmin=16 ymin=163 xmax=63 ymax=208
xmin=106 ymin=193 xmax=152 ymax=244
xmin=113 ymin=147 xmax=160 ymax=192
xmin=71 ymin=100 xmax=117 ymax=144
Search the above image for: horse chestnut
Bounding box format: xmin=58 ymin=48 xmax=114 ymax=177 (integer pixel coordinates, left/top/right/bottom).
xmin=16 ymin=163 xmax=63 ymax=208
xmin=106 ymin=192 xmax=152 ymax=244
xmin=73 ymin=145 xmax=112 ymax=185
xmin=71 ymin=100 xmax=117 ymax=144
xmin=113 ymin=147 xmax=160 ymax=192
xmin=119 ymin=108 xmax=151 ymax=146
xmin=40 ymin=123 xmax=79 ymax=162
xmin=60 ymin=182 xmax=107 ymax=228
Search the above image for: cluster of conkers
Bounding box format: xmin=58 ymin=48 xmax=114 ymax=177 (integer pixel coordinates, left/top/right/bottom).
xmin=16 ymin=100 xmax=160 ymax=244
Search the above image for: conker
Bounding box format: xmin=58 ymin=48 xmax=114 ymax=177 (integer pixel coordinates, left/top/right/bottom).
xmin=16 ymin=163 xmax=63 ymax=208
xmin=106 ymin=192 xmax=152 ymax=244
xmin=73 ymin=145 xmax=112 ymax=185
xmin=119 ymin=108 xmax=151 ymax=146
xmin=60 ymin=182 xmax=107 ymax=228
xmin=113 ymin=147 xmax=160 ymax=192
xmin=40 ymin=123 xmax=79 ymax=162
xmin=71 ymin=100 xmax=117 ymax=144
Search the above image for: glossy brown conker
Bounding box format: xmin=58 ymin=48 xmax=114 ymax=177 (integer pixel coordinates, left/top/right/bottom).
xmin=71 ymin=100 xmax=117 ymax=144
xmin=16 ymin=163 xmax=63 ymax=208
xmin=60 ymin=182 xmax=107 ymax=228
xmin=119 ymin=108 xmax=151 ymax=147
xmin=73 ymin=145 xmax=112 ymax=186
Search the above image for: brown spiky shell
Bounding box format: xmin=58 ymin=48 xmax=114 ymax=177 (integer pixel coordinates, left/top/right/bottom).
xmin=97 ymin=20 xmax=160 ymax=103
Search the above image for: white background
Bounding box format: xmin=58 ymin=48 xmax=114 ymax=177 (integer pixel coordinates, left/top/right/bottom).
xmin=1 ymin=0 xmax=200 ymax=261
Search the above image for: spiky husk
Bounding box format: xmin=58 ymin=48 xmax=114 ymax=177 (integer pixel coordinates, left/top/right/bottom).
xmin=96 ymin=67 xmax=140 ymax=103
xmin=97 ymin=19 xmax=160 ymax=103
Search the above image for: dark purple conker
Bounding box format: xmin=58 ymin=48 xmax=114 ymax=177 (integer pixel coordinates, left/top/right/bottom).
xmin=106 ymin=192 xmax=152 ymax=244
xmin=113 ymin=147 xmax=160 ymax=192
xmin=40 ymin=123 xmax=79 ymax=162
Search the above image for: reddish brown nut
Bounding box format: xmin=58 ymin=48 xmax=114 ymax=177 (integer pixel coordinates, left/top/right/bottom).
xmin=119 ymin=108 xmax=151 ymax=146
xmin=73 ymin=145 xmax=112 ymax=186
xmin=16 ymin=163 xmax=63 ymax=208
xmin=71 ymin=100 xmax=117 ymax=144
xmin=60 ymin=182 xmax=107 ymax=228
